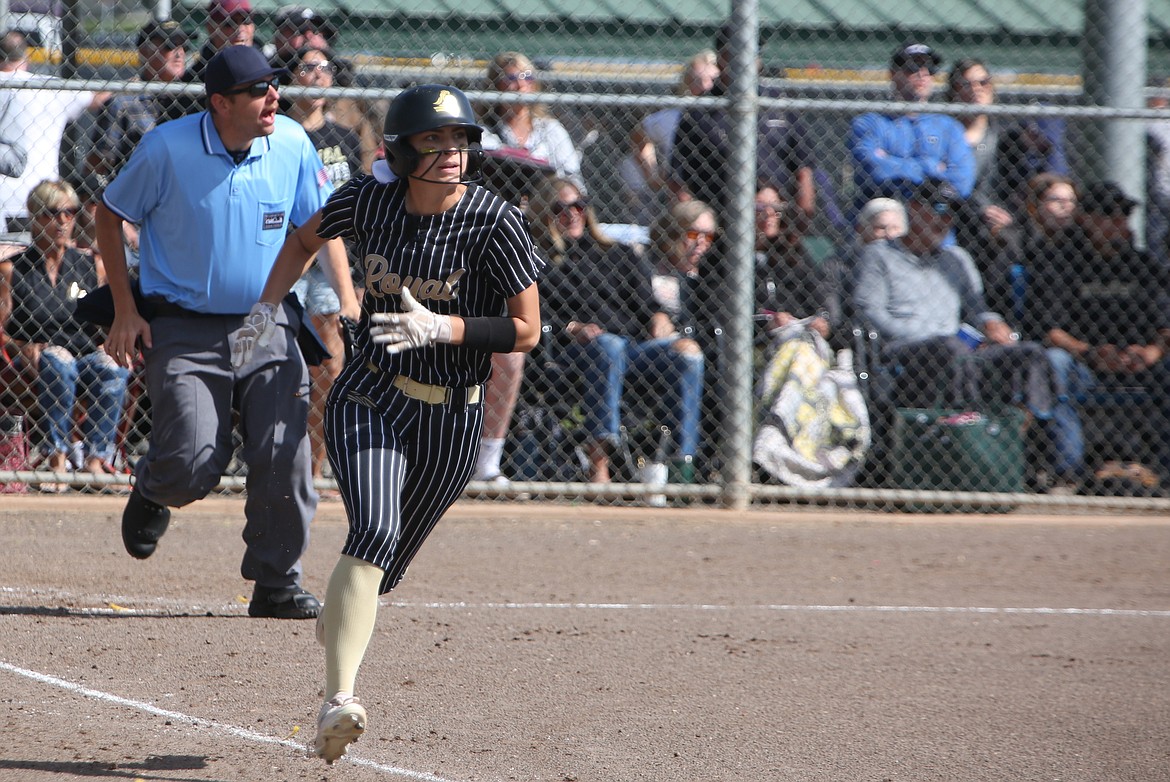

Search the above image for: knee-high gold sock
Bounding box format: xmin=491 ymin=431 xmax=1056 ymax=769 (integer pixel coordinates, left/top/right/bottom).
xmin=323 ymin=555 xmax=384 ymax=699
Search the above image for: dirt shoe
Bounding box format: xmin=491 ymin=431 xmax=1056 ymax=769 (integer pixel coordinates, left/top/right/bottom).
xmin=314 ymin=695 xmax=366 ymax=763
xmin=248 ymin=585 xmax=321 ymax=619
xmin=121 ymin=489 xmax=171 ymax=559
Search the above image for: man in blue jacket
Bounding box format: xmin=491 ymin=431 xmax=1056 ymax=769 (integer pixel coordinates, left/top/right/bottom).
xmin=850 ymin=42 xmax=975 ymax=216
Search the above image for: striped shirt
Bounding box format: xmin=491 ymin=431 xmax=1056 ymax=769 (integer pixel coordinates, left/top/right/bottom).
xmin=318 ymin=175 xmax=544 ymax=387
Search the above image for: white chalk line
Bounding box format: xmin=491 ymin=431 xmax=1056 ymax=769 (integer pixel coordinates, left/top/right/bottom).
xmin=0 ymin=660 xmax=457 ymax=782
xmin=385 ymin=600 xmax=1170 ymax=617
xmin=3 ymin=585 xmax=1169 ymax=618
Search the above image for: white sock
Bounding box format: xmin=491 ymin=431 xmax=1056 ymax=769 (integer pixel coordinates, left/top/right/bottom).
xmin=474 ymin=438 xmax=505 ymax=479
xmin=323 ymin=555 xmax=384 ymax=700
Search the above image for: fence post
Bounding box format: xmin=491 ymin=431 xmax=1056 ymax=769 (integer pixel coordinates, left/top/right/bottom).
xmin=720 ymin=0 xmax=759 ymax=510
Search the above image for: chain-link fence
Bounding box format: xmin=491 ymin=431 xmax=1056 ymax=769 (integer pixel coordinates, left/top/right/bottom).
xmin=1 ymin=0 xmax=1169 ymax=512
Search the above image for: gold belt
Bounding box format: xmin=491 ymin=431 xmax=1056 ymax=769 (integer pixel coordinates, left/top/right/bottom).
xmin=384 ymin=368 xmax=482 ymax=406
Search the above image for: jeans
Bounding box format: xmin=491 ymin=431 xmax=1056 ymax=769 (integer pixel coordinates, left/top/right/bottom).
xmin=1046 ymin=347 xmax=1094 ymax=478
xmin=37 ymin=348 xmax=131 ymax=464
xmin=567 ymin=333 xmax=705 ymax=458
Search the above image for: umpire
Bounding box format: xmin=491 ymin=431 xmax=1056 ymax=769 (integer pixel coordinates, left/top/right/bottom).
xmin=95 ymin=46 xmax=338 ymax=619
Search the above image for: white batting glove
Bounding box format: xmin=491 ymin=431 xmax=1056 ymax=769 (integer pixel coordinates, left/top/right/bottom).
xmin=230 ymin=301 xmax=278 ymax=368
xmin=369 ymin=287 xmax=453 ymax=354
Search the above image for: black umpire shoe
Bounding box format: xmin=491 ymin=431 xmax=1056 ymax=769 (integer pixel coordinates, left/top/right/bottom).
xmin=121 ymin=489 xmax=172 ymax=559
xmin=248 ymin=585 xmax=321 ymax=619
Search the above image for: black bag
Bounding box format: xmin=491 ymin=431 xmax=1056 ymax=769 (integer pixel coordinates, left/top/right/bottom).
xmin=72 ymin=277 xmax=154 ymax=327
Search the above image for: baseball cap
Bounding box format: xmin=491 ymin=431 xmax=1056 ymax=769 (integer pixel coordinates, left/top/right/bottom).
xmin=909 ymin=178 xmax=962 ymax=215
xmin=136 ymin=19 xmax=190 ymax=49
xmin=891 ymin=42 xmax=942 ymax=72
xmin=277 ymin=5 xmax=325 ymax=30
xmin=1081 ymin=181 xmax=1139 ymax=217
xmin=204 ymin=45 xmax=289 ymax=96
xmin=208 ymin=0 xmax=253 ymax=24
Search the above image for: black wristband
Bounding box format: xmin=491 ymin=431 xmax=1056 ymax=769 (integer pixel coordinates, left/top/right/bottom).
xmin=461 ymin=317 xmax=517 ymax=353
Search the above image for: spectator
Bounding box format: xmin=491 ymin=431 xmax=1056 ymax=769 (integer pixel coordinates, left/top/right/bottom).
xmin=1044 ymin=181 xmax=1170 ymax=489
xmin=535 ymin=176 xmax=703 ymax=484
xmin=671 ymin=24 xmax=815 ymax=220
xmin=984 ymin=174 xmax=1078 ymax=344
xmin=1146 ymin=77 xmax=1170 ymax=266
xmin=856 ymin=197 xmax=909 ymax=245
xmin=0 ymin=57 xmax=25 ymax=180
xmin=850 ymin=42 xmax=975 ymax=216
xmin=852 ymin=177 xmax=1054 ymax=419
xmin=95 ymin=46 xmax=334 ymax=617
xmin=285 ymin=45 xmax=362 ymax=491
xmin=982 ymin=173 xmax=1084 ymax=489
xmin=618 ymin=49 xmax=718 ymax=225
xmin=327 ymin=57 xmax=381 ymax=175
xmin=838 ymin=196 xmax=909 ymax=313
xmin=188 ymin=0 xmax=259 ymax=83
xmin=0 ymin=31 xmax=107 ymax=233
xmin=480 ymin=51 xmax=584 ymax=191
xmin=0 ymin=180 xmax=129 ymax=483
xmin=753 ymin=183 xmax=838 ymax=347
xmin=89 ymin=20 xmax=192 ymax=184
xmin=270 ymin=5 xmax=333 ymax=70
xmin=944 ymin=59 xmax=1016 ymax=248
xmin=648 ymin=199 xmax=721 ymax=483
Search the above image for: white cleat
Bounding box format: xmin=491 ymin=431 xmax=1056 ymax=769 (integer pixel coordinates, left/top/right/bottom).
xmin=314 ymin=695 xmax=367 ymax=764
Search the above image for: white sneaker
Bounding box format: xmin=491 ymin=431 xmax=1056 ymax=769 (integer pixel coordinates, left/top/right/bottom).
xmin=314 ymin=695 xmax=366 ymax=764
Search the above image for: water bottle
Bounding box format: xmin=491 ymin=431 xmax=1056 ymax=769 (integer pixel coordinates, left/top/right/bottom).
xmin=641 ymin=425 xmax=671 ymax=507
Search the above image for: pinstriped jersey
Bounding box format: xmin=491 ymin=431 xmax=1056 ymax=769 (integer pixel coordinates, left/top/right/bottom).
xmin=317 ymin=174 xmax=544 ymax=387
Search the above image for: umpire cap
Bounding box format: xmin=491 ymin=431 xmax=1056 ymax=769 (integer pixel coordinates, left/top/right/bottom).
xmin=204 ymin=44 xmax=290 ymax=96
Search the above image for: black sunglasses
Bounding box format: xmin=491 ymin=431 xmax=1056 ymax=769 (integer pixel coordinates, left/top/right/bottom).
xmin=40 ymin=206 xmax=78 ymax=218
xmin=227 ymin=78 xmax=279 ymax=98
xmin=898 ymin=60 xmax=938 ymax=75
xmin=552 ymin=198 xmax=588 ymax=214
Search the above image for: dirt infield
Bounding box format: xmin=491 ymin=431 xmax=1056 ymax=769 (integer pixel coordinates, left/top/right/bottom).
xmin=2 ymin=496 xmax=1169 ymax=781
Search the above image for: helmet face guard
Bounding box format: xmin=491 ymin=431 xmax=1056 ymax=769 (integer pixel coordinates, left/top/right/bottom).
xmin=383 ymin=85 xmax=485 ymax=183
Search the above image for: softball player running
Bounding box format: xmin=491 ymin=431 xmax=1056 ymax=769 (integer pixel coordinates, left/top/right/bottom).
xmin=232 ymin=84 xmax=543 ymax=763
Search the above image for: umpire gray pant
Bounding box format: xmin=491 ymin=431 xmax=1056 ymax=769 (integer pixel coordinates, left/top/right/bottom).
xmin=135 ymin=302 xmax=318 ymax=589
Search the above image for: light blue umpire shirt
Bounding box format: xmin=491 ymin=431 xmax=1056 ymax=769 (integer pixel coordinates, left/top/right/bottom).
xmin=102 ymin=112 xmax=334 ymax=314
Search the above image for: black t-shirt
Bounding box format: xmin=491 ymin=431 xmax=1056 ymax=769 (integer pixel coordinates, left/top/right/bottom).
xmin=305 ymin=121 xmax=363 ymax=187
xmin=6 ymin=246 xmax=100 ymax=356
xmin=1045 ymin=236 xmax=1169 ymax=347
xmin=540 ymin=236 xmax=656 ymax=342
xmin=671 ymin=85 xmax=814 ymax=212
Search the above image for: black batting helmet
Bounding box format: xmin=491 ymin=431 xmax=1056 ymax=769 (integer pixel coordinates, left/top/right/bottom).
xmin=383 ymin=84 xmax=484 ymax=179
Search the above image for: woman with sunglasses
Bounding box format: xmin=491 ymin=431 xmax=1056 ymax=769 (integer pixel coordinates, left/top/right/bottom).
xmin=988 ymin=174 xmax=1089 ymax=490
xmin=237 ymin=84 xmax=542 ymax=763
xmin=481 ymin=51 xmax=584 ymax=190
xmin=535 ymin=177 xmax=703 ymax=484
xmin=753 ymin=183 xmax=838 ymax=347
xmin=946 ymin=58 xmax=1016 ymax=251
xmin=643 ymin=200 xmax=718 ymax=483
xmin=0 ymin=179 xmax=129 ymax=485
xmin=946 ymin=57 xmax=1070 ymax=253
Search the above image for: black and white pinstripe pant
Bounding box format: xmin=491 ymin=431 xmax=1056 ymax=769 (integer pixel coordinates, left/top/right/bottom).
xmin=324 ymin=371 xmax=484 ymax=595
